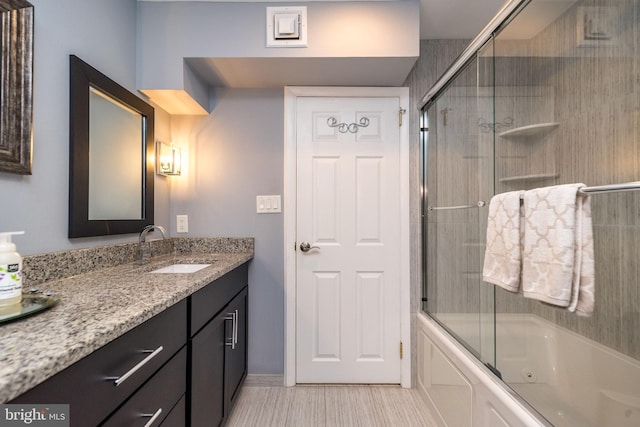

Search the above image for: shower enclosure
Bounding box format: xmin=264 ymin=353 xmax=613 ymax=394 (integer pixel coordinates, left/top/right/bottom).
xmin=419 ymin=0 xmax=639 ymax=425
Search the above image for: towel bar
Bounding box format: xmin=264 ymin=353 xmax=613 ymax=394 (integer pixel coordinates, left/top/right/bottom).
xmin=428 ymin=201 xmax=486 ymax=211
xmin=428 ymin=182 xmax=640 ymax=212
xmin=513 ymin=182 xmax=640 ymax=198
xmin=578 ymin=181 xmax=640 ymax=195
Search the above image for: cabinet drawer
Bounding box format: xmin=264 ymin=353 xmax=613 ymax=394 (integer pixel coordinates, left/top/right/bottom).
xmin=102 ymin=347 xmax=186 ymax=427
xmin=160 ymin=395 xmax=185 ymax=427
xmin=189 ymin=262 xmax=248 ymax=336
xmin=13 ymin=300 xmax=187 ymax=427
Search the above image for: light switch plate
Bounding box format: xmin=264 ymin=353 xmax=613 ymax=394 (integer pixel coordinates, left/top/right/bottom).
xmin=256 ymin=195 xmax=282 ymax=213
xmin=176 ymin=214 xmax=188 ymax=233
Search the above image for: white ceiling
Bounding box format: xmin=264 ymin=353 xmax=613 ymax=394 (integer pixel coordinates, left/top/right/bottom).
xmin=419 ymin=0 xmax=508 ymax=39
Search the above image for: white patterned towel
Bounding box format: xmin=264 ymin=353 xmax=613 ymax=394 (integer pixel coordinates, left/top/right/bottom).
xmin=482 ymin=190 xmax=525 ymax=292
xmin=522 ymin=184 xmax=595 ymax=315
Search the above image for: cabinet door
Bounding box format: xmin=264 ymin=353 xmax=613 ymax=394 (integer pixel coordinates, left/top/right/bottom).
xmin=189 ymin=312 xmax=226 ymax=427
xmin=224 ymin=287 xmax=248 ymax=415
xmin=190 ymin=263 xmax=249 ymax=337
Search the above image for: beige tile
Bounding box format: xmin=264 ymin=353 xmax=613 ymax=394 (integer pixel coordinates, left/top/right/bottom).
xmin=369 ymin=386 xmax=439 ymax=426
xmin=227 ymin=386 xmax=290 ymax=427
xmin=244 ymin=374 xmax=284 ymax=387
xmin=227 ymin=385 xmax=440 ymax=427
xmin=283 ymin=386 xmax=326 ymax=427
xmin=325 ymin=386 xmax=380 ymax=427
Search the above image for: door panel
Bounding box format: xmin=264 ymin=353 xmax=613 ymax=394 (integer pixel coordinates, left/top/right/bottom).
xmin=356 ymin=271 xmax=384 ymax=360
xmin=356 ymin=157 xmax=384 ymax=244
xmin=312 ymin=157 xmax=340 ymax=244
xmin=312 ymin=271 xmax=341 ymax=361
xmin=296 ymin=96 xmax=401 ymax=383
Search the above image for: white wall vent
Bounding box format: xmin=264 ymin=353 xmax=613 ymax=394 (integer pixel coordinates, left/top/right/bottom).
xmin=266 ymin=6 xmax=307 ymax=48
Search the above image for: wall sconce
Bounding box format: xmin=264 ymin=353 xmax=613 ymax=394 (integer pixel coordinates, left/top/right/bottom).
xmin=156 ymin=141 xmax=182 ymax=176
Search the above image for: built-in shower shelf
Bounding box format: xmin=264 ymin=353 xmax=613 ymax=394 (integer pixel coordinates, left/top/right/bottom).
xmin=499 ymin=122 xmax=559 ymax=138
xmin=499 ymin=173 xmax=559 ymax=183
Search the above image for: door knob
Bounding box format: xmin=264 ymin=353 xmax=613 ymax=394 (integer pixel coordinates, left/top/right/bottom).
xmin=299 ymin=242 xmax=320 ymax=253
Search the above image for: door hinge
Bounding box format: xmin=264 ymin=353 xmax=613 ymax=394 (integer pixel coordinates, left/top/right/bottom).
xmin=400 ymin=341 xmax=403 ymax=359
xmin=399 ymin=108 xmax=406 ymax=127
xmin=294 ymin=241 xmax=297 ymax=251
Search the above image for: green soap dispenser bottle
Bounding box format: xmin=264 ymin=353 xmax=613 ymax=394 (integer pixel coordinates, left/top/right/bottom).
xmin=0 ymin=231 xmax=24 ymax=307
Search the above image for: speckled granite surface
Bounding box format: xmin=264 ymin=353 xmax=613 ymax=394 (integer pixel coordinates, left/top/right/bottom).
xmin=0 ymin=238 xmax=253 ymax=403
xmin=22 ymin=237 xmax=254 ymax=287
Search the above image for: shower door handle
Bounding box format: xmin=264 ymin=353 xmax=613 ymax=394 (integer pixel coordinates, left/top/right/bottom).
xmin=299 ymin=242 xmax=319 ymax=253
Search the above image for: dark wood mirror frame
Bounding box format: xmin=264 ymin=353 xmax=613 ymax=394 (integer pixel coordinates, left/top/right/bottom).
xmin=0 ymin=0 xmax=33 ymax=175
xmin=68 ymin=55 xmax=154 ymax=238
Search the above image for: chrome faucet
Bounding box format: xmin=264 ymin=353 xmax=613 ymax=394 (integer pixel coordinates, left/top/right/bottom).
xmin=137 ymin=224 xmax=168 ymax=264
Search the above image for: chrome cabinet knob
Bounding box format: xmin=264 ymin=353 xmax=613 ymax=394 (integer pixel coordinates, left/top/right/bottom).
xmin=299 ymin=242 xmax=320 ymax=253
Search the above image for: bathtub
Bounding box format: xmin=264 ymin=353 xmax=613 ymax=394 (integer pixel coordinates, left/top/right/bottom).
xmin=416 ymin=312 xmax=640 ymax=427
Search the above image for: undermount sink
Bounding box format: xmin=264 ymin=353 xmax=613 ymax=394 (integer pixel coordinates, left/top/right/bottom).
xmin=150 ymin=264 xmax=211 ymax=274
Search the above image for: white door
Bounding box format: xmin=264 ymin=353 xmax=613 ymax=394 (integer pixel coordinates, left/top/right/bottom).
xmin=295 ymin=96 xmax=402 ymax=383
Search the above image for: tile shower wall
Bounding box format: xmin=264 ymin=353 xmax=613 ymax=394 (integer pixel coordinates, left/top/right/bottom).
xmin=410 ymin=1 xmax=639 ymax=362
xmin=493 ymin=0 xmax=640 ymax=361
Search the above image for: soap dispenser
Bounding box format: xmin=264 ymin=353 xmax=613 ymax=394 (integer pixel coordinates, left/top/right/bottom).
xmin=0 ymin=231 xmax=24 ymax=307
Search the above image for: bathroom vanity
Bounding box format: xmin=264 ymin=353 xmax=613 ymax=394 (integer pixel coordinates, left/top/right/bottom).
xmin=1 ymin=239 xmax=252 ymax=427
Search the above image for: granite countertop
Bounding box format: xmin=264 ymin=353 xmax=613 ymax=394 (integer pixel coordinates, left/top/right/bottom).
xmin=0 ymin=251 xmax=253 ymax=403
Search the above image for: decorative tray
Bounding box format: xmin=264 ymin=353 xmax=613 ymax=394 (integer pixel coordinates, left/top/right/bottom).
xmin=0 ymin=295 xmax=59 ymax=325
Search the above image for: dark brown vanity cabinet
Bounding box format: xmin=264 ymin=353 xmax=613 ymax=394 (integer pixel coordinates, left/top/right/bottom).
xmin=10 ymin=262 xmax=249 ymax=427
xmin=11 ymin=300 xmax=188 ymax=427
xmin=188 ymin=263 xmax=249 ymax=427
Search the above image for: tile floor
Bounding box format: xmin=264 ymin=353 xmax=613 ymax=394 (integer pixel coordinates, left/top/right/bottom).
xmin=226 ymin=382 xmax=438 ymax=427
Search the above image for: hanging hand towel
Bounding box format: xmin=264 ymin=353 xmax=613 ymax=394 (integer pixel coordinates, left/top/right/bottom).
xmin=522 ymin=184 xmax=595 ymax=315
xmin=572 ymin=195 xmax=595 ymax=316
xmin=482 ymin=190 xmax=525 ymax=292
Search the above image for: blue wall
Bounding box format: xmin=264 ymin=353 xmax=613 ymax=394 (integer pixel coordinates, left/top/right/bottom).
xmin=0 ymin=0 xmax=171 ymax=255
xmin=170 ymin=88 xmax=285 ymax=374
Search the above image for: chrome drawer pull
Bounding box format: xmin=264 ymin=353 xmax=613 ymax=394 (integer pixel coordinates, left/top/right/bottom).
xmin=112 ymin=346 xmax=164 ymax=386
xmin=225 ymin=311 xmax=237 ymax=350
xmin=233 ymin=309 xmax=239 ymax=346
xmin=142 ymin=408 xmax=162 ymax=427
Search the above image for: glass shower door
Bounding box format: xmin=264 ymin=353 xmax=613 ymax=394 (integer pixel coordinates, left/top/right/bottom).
xmin=422 ymin=39 xmax=496 ymax=366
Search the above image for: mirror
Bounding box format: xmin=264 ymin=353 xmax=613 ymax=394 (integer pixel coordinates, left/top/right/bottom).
xmin=69 ymin=55 xmax=154 ymax=238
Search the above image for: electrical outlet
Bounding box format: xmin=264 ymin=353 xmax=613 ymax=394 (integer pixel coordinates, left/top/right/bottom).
xmin=176 ymin=215 xmax=188 ymax=233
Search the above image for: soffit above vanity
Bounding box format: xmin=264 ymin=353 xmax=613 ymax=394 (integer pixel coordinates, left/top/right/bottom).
xmin=137 ymin=1 xmax=419 ymax=114
xmin=184 ymin=57 xmax=418 ymax=89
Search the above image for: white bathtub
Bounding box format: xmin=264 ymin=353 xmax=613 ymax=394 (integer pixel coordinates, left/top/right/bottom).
xmin=416 ymin=312 xmax=640 ymax=427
